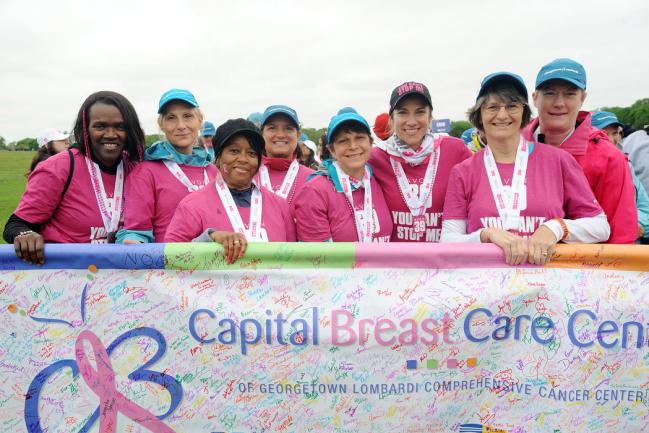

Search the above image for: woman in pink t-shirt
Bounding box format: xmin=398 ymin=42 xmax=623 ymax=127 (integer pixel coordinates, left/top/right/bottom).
xmin=368 ymin=81 xmax=472 ymax=242
xmin=3 ymin=91 xmax=145 ymax=264
xmin=441 ymin=72 xmax=610 ymax=265
xmin=116 ymin=89 xmax=217 ymax=243
xmin=165 ymin=119 xmax=296 ymax=264
xmin=256 ymin=105 xmax=313 ymax=210
xmin=294 ymin=111 xmax=392 ymax=242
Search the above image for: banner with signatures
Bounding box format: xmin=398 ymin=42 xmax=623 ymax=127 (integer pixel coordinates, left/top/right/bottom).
xmin=1 ymin=243 xmax=648 ymax=433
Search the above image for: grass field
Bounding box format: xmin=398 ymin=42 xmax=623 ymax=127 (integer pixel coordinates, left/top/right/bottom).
xmin=0 ymin=151 xmax=34 ymax=244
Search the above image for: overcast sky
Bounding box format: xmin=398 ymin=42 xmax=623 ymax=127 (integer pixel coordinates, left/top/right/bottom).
xmin=1 ymin=0 xmax=647 ymax=142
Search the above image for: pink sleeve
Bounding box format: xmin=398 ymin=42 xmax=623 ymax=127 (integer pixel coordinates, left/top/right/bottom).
xmin=294 ymin=179 xmax=332 ymax=241
xmin=282 ymin=202 xmax=297 ymax=242
xmin=122 ymin=165 xmax=156 ymax=231
xmin=164 ymin=198 xmax=202 ymax=242
xmin=442 ymin=166 xmax=469 ymax=220
xmin=14 ymin=156 xmax=68 ymax=224
xmin=560 ymin=153 xmax=604 ymax=219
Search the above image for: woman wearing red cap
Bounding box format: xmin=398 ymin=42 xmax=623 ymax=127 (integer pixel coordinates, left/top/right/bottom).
xmin=3 ymin=91 xmax=145 ymax=264
xmin=256 ymin=105 xmax=314 ymax=212
xmin=442 ymin=72 xmax=609 ymax=265
xmin=368 ymin=82 xmax=472 ymax=242
xmin=165 ymin=119 xmax=295 ymax=263
xmin=294 ymin=111 xmax=392 ymax=242
xmin=116 ymin=89 xmax=217 ymax=243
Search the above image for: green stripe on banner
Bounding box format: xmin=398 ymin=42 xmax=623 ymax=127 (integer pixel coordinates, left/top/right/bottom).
xmin=163 ymin=242 xmax=356 ymax=270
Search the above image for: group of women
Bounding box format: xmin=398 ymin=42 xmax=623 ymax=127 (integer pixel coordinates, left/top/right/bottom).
xmin=7 ymin=57 xmax=637 ymax=266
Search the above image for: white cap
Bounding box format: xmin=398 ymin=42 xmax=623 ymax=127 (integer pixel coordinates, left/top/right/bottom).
xmin=37 ymin=128 xmax=68 ymax=147
xmin=302 ymin=139 xmax=320 ymax=163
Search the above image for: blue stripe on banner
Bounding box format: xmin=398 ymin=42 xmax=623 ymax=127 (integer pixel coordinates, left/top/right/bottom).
xmin=0 ymin=244 xmax=166 ymax=270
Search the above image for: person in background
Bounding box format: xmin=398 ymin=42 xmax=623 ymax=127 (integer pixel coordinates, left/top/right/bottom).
xmin=622 ymin=125 xmax=649 ymax=195
xmin=460 ymin=127 xmax=484 ymax=153
xmin=4 ymin=91 xmax=145 ymax=264
xmin=27 ymin=128 xmax=70 ymax=175
xmin=368 ymin=81 xmax=472 ymax=242
xmin=442 ymin=72 xmax=609 ymax=264
xmin=116 ymin=89 xmax=217 ymax=244
xmin=299 ymin=138 xmax=320 ymax=169
xmin=373 ymin=113 xmax=392 ymax=141
xmin=165 ymin=118 xmax=296 ymax=263
xmin=295 ymin=111 xmax=392 ymax=242
xmin=318 ymin=134 xmax=332 ymax=162
xmin=247 ymin=112 xmax=263 ymax=129
xmin=523 ymin=58 xmax=637 ymax=244
xmin=256 ymin=105 xmax=313 ymax=210
xmin=592 ymin=111 xmax=649 ymax=242
xmin=201 ymin=120 xmax=216 ymax=160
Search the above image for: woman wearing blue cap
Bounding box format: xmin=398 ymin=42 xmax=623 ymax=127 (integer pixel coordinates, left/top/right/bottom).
xmin=116 ymin=89 xmax=217 ymax=243
xmin=294 ymin=111 xmax=392 ymax=242
xmin=257 ymin=105 xmax=314 ymax=212
xmin=522 ymin=58 xmax=637 ymax=244
xmin=441 ymin=72 xmax=609 ymax=265
xmin=368 ymin=81 xmax=472 ymax=242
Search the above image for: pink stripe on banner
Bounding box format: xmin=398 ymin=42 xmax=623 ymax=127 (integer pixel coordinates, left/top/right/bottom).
xmin=354 ymin=243 xmax=540 ymax=269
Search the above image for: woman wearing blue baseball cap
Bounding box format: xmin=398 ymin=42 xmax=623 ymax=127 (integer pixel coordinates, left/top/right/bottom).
xmin=257 ymin=105 xmax=314 ymax=212
xmin=442 ymin=72 xmax=609 ymax=265
xmin=116 ymin=89 xmax=217 ymax=243
xmin=294 ymin=111 xmax=392 ymax=242
xmin=522 ymin=58 xmax=637 ymax=244
xmin=368 ymin=81 xmax=472 ymax=242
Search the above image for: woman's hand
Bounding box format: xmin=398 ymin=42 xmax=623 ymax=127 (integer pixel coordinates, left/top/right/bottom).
xmin=527 ymin=225 xmax=558 ymax=265
xmin=122 ymin=239 xmax=143 ymax=245
xmin=480 ymin=227 xmax=528 ymax=265
xmin=14 ymin=231 xmax=45 ymax=265
xmin=209 ymin=231 xmax=248 ymax=264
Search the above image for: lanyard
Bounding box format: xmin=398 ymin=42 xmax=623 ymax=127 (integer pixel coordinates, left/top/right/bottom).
xmin=484 ymin=136 xmax=529 ymax=231
xmin=85 ymin=158 xmax=124 ymax=233
xmin=259 ymin=159 xmax=300 ymax=199
xmin=163 ymin=161 xmax=209 ymax=192
xmin=335 ymin=162 xmax=374 ymax=243
xmin=214 ymin=172 xmax=267 ymax=241
xmin=390 ymin=143 xmax=440 ymax=233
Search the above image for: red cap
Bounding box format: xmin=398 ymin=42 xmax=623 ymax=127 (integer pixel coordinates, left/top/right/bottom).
xmin=373 ymin=113 xmax=391 ymax=140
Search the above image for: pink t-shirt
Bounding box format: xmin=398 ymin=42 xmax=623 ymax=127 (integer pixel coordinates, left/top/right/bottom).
xmin=443 ymin=142 xmax=603 ymax=236
xmin=368 ymin=136 xmax=472 ymax=242
xmin=164 ymin=180 xmax=296 ymax=242
xmin=122 ymin=161 xmax=218 ymax=242
xmin=294 ymin=174 xmax=393 ymax=242
xmin=257 ymin=163 xmax=313 ymax=212
xmin=15 ymin=148 xmax=119 ymax=243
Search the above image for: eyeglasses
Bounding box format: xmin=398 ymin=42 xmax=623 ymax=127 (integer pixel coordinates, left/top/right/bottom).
xmin=482 ymin=102 xmax=525 ymax=114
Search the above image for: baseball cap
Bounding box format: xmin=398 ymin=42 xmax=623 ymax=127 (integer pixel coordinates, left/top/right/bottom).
xmin=158 ymin=89 xmax=199 ymax=113
xmin=261 ymin=105 xmax=300 ymax=128
xmin=337 ymin=107 xmax=358 ymax=115
xmin=535 ymin=58 xmax=587 ymax=90
xmin=202 ymin=121 xmax=216 ymax=137
xmin=327 ymin=112 xmax=371 ymax=143
xmin=591 ymin=111 xmax=623 ymax=130
xmin=212 ymin=118 xmax=265 ymax=162
xmin=478 ymin=72 xmax=528 ymax=100
xmin=373 ymin=113 xmax=391 ymax=140
xmin=37 ymin=128 xmax=68 ymax=147
xmin=389 ymin=81 xmax=432 ymax=114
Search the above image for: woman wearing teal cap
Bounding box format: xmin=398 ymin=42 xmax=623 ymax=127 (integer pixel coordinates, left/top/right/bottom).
xmin=294 ymin=111 xmax=392 ymax=242
xmin=257 ymin=105 xmax=314 ymax=212
xmin=116 ymin=89 xmax=217 ymax=243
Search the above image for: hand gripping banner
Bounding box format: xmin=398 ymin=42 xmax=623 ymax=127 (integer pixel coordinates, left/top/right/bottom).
xmin=0 ymin=243 xmax=648 ymax=433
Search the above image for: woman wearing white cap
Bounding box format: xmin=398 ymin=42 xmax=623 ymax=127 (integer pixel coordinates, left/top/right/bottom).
xmin=27 ymin=128 xmax=70 ymax=175
xmin=3 ymin=91 xmax=145 ymax=264
xmin=294 ymin=111 xmax=392 ymax=242
xmin=523 ymin=58 xmax=636 ymax=244
xmin=299 ymin=138 xmax=320 ymax=170
xmin=116 ymin=89 xmax=217 ymax=243
xmin=442 ymin=72 xmax=609 ymax=264
xmin=256 ymin=105 xmax=314 ymax=212
xmin=166 ymin=119 xmax=296 ymax=263
xmin=368 ymin=81 xmax=472 ymax=242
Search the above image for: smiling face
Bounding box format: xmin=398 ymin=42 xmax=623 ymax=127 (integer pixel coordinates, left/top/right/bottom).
xmin=390 ymin=96 xmax=432 ymax=150
xmin=480 ymin=96 xmax=524 ymax=143
xmin=159 ymin=101 xmax=203 ymax=154
xmin=216 ymin=135 xmax=260 ymax=190
xmin=262 ymin=114 xmax=300 ymax=158
xmin=330 ymin=125 xmax=372 ymax=178
xmin=87 ymin=102 xmax=127 ymax=166
xmin=533 ymin=80 xmax=586 ymax=136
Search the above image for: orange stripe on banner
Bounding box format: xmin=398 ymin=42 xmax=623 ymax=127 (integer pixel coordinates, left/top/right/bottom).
xmin=547 ymin=244 xmax=649 ymax=271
